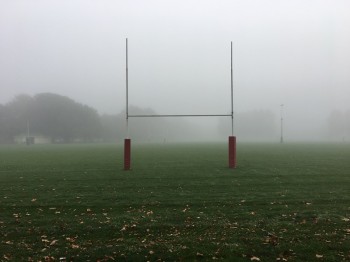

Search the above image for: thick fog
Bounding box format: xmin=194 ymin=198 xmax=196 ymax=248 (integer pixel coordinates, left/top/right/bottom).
xmin=1 ymin=0 xmax=350 ymax=142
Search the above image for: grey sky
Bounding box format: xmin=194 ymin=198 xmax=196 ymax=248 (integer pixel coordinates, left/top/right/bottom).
xmin=1 ymin=0 xmax=350 ymax=140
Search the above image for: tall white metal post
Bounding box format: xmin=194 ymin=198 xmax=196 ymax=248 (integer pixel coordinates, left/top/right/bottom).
xmin=230 ymin=41 xmax=234 ymax=136
xmin=280 ymin=104 xmax=284 ymax=143
xmin=124 ymin=38 xmax=131 ymax=170
xmin=126 ymin=38 xmax=129 ymax=137
xmin=229 ymin=41 xmax=237 ymax=168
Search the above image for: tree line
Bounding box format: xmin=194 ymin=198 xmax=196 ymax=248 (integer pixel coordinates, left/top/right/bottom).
xmin=0 ymin=93 xmax=196 ymax=144
xmin=0 ymin=93 xmax=102 ymax=143
xmin=2 ymin=92 xmax=314 ymax=144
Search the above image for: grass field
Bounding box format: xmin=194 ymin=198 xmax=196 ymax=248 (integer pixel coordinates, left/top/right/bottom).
xmin=0 ymin=142 xmax=349 ymax=261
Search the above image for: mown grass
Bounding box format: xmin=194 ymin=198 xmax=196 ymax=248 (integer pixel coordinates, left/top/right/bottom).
xmin=0 ymin=142 xmax=349 ymax=261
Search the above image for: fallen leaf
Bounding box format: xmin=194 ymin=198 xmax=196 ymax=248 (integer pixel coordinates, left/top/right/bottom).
xmin=251 ymin=256 xmax=260 ymax=261
xmin=196 ymin=252 xmax=204 ymax=257
xmin=66 ymin=237 xmax=76 ymax=243
xmin=71 ymin=244 xmax=80 ymax=249
xmin=50 ymin=240 xmax=58 ymax=246
xmin=316 ymin=254 xmax=323 ymax=258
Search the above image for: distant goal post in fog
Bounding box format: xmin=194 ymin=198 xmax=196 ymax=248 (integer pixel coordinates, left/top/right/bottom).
xmin=123 ymin=38 xmax=236 ymax=170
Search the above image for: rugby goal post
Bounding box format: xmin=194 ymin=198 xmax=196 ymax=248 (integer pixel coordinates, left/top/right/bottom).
xmin=123 ymin=39 xmax=236 ymax=170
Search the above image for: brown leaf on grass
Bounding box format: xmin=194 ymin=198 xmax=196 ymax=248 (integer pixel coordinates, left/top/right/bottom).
xmin=44 ymin=256 xmax=55 ymax=262
xmin=251 ymin=256 xmax=260 ymax=261
xmin=196 ymin=252 xmax=204 ymax=257
xmin=66 ymin=237 xmax=77 ymax=243
xmin=31 ymin=198 xmax=37 ymax=202
xmin=71 ymin=244 xmax=80 ymax=249
xmin=265 ymin=233 xmax=279 ymax=246
xmin=50 ymin=240 xmax=58 ymax=246
xmin=316 ymin=254 xmax=323 ymax=258
xmin=300 ymin=219 xmax=307 ymax=224
xmin=5 ymin=241 xmax=13 ymax=245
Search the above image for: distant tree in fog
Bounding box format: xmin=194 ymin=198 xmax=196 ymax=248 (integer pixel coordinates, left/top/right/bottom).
xmin=100 ymin=106 xmax=163 ymax=142
xmin=0 ymin=104 xmax=13 ymax=143
xmin=0 ymin=93 xmax=101 ymax=143
xmin=328 ymin=110 xmax=350 ymax=141
xmin=31 ymin=93 xmax=102 ymax=142
xmin=100 ymin=114 xmax=123 ymax=142
xmin=4 ymin=94 xmax=34 ymax=136
xmin=100 ymin=106 xmax=196 ymax=143
xmin=218 ymin=110 xmax=277 ymax=141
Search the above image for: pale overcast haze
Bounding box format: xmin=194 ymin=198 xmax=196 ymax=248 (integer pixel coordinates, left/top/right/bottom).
xmin=1 ymin=0 xmax=350 ymax=140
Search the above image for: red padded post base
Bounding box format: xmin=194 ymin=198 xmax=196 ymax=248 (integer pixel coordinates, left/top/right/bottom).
xmin=124 ymin=138 xmax=131 ymax=170
xmin=228 ymin=136 xmax=236 ymax=169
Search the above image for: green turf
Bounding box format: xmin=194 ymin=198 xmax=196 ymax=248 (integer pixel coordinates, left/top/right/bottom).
xmin=0 ymin=143 xmax=349 ymax=261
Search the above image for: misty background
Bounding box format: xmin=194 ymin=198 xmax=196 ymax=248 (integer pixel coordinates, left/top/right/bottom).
xmin=1 ymin=0 xmax=350 ymax=142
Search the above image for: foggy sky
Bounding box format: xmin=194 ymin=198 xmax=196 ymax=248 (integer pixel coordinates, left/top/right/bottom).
xmin=1 ymin=0 xmax=350 ymax=140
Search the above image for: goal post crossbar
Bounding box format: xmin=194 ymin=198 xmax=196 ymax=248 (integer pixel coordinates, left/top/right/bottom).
xmin=128 ymin=114 xmax=232 ymax=118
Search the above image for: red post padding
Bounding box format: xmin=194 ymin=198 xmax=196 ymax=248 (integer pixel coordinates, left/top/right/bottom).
xmin=124 ymin=138 xmax=131 ymax=170
xmin=228 ymin=136 xmax=236 ymax=169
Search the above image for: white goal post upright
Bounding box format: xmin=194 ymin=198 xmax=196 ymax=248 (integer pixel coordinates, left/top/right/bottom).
xmin=123 ymin=39 xmax=236 ymax=170
xmin=124 ymin=38 xmax=131 ymax=170
xmin=229 ymin=41 xmax=236 ymax=169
